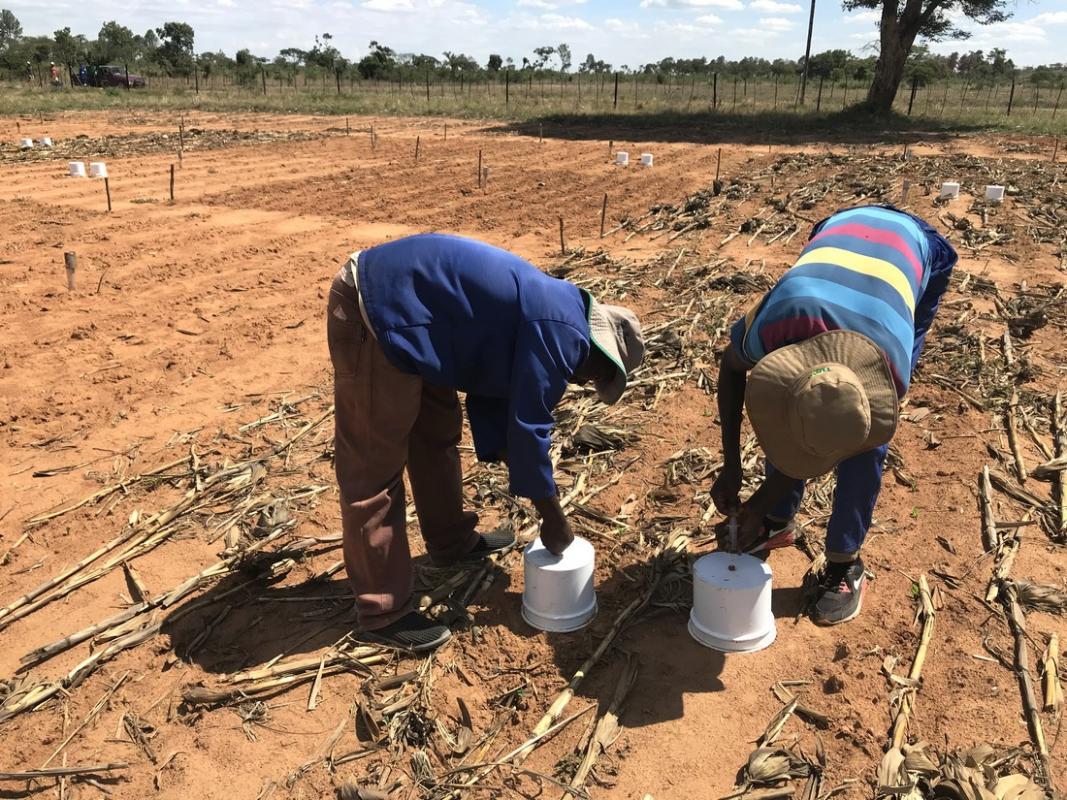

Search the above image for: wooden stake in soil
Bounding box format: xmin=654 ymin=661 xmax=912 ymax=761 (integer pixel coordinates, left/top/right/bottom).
xmin=103 ymin=177 xmax=111 ymax=213
xmin=345 ymin=116 xmax=350 ymax=135
xmin=1052 ymin=138 xmax=1059 ymax=163
xmin=715 ymin=147 xmax=722 ymax=182
xmin=539 ymin=123 xmax=543 ymax=143
xmin=558 ymin=216 xmax=566 ymax=256
xmin=169 ymin=163 xmax=175 ymax=203
xmin=415 ymin=135 xmax=420 ymax=162
xmin=63 ymin=252 xmax=76 ymax=291
xmin=599 ymin=193 xmax=608 ymax=239
xmin=477 ymin=148 xmax=483 ymax=188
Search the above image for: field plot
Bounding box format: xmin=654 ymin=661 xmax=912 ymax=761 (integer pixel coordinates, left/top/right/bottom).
xmin=0 ymin=111 xmax=1065 ymax=800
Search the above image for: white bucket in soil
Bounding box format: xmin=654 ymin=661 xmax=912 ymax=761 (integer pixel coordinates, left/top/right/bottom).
xmin=615 ymin=151 xmax=629 ymax=166
xmin=68 ymin=161 xmax=87 ymax=178
xmin=641 ymin=153 xmax=654 ymax=167
xmin=985 ymin=185 xmax=1005 ymax=203
xmin=689 ymin=552 xmax=776 ymax=653
xmin=19 ymin=138 xmax=33 ymax=149
xmin=88 ymin=162 xmax=108 ymax=179
xmin=522 ymin=536 xmax=597 ymax=633
xmin=939 ymin=181 xmax=960 ymax=200
xmin=41 ymin=137 xmax=53 ymax=147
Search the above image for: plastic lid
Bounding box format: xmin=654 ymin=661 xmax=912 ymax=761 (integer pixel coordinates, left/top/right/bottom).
xmin=523 ymin=535 xmax=594 ymax=572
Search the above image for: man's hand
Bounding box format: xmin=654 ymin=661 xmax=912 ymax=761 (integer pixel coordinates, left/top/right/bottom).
xmin=735 ymin=502 xmax=766 ymax=552
xmin=713 ymin=502 xmax=765 ymax=553
xmin=532 ymin=495 xmax=575 ymax=556
xmin=710 ymin=463 xmax=743 ymax=516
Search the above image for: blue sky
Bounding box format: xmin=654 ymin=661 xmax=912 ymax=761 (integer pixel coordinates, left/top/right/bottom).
xmin=6 ymin=0 xmax=1067 ymax=67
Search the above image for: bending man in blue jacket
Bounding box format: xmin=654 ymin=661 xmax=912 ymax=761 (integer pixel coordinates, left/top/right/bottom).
xmin=327 ymin=234 xmax=644 ymax=651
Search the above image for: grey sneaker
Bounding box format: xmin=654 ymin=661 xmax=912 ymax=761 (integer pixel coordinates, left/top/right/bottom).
xmin=359 ymin=612 xmax=452 ymax=652
xmin=813 ymin=558 xmax=867 ymax=625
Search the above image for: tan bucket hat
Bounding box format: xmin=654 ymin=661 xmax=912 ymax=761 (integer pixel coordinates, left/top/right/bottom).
xmin=587 ymin=297 xmax=644 ymax=405
xmin=745 ymin=330 xmax=899 ymax=480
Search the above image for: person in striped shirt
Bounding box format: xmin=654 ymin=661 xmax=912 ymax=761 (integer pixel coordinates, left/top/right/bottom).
xmin=711 ymin=205 xmax=958 ymax=625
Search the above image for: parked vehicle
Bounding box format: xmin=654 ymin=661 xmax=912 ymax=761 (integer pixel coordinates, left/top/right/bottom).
xmin=73 ymin=64 xmax=147 ymax=88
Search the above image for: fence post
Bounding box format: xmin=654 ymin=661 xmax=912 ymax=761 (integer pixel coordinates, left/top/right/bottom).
xmin=1053 ymin=85 xmax=1063 ymax=120
xmin=261 ymin=64 xmax=267 ymax=95
xmin=425 ymin=70 xmax=430 ymax=103
xmin=613 ymin=72 xmax=619 ymax=109
xmin=505 ymin=68 xmax=510 ymax=106
xmin=336 ymin=68 xmax=341 ymax=95
xmin=1006 ymin=74 xmax=1016 ymax=116
xmin=907 ymin=76 xmax=918 ymax=116
xmin=773 ymin=73 xmax=779 ymax=109
xmin=713 ymin=72 xmax=718 ymax=109
xmin=194 ymin=59 xmax=199 ymax=94
xmin=124 ymin=63 xmax=130 ymax=91
xmin=815 ymin=74 xmax=824 ymax=111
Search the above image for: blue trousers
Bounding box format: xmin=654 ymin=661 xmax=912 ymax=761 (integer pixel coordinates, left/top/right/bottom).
xmin=765 ymin=215 xmax=957 ymax=558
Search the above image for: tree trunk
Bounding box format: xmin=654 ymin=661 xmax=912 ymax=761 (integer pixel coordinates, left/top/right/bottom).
xmin=866 ymin=0 xmax=921 ymax=113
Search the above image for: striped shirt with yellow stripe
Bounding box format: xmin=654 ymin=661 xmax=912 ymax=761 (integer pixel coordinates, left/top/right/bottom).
xmin=730 ymin=206 xmax=933 ymax=396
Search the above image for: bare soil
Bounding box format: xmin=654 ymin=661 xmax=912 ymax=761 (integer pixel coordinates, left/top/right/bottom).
xmin=0 ymin=111 xmax=1065 ymax=800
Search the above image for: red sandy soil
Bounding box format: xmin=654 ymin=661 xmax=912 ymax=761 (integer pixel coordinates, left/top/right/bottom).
xmin=0 ymin=111 xmax=1065 ymax=800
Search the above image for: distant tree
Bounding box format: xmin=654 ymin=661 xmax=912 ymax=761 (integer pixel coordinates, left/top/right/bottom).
xmin=988 ymin=47 xmax=1013 ymax=77
xmin=442 ymin=51 xmax=475 ymax=76
xmin=805 ymin=49 xmax=852 ymax=79
xmin=52 ymin=27 xmax=85 ymax=68
xmin=579 ymin=53 xmax=596 ymax=73
xmin=846 ymin=0 xmax=1010 ymax=112
xmin=357 ymin=40 xmax=395 ymax=79
xmin=770 ymin=58 xmax=798 ymax=75
xmin=0 ymin=8 xmax=22 ymax=53
xmin=556 ymin=43 xmax=572 ymax=72
xmin=138 ymin=29 xmax=158 ymax=62
xmin=532 ymin=45 xmax=554 ymax=69
xmin=486 ymin=53 xmax=502 ymax=72
xmin=955 ymin=49 xmax=985 ymax=75
xmin=96 ymin=21 xmax=136 ymax=64
xmin=153 ymin=21 xmax=194 ymax=75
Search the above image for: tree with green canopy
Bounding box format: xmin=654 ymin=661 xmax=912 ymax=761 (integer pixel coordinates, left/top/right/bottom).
xmin=845 ymin=0 xmax=1010 ymax=111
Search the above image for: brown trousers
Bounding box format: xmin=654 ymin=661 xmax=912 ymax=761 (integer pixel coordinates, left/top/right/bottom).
xmin=327 ymin=275 xmax=479 ymax=630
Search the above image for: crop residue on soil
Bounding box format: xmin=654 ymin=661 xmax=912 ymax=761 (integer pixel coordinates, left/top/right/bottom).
xmin=0 ymin=111 xmax=1065 ymax=800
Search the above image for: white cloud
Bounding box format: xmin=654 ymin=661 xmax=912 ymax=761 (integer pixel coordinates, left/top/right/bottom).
xmin=695 ymin=12 xmax=722 ymax=23
xmin=748 ymin=0 xmax=802 ymax=12
xmin=640 ymin=0 xmax=743 ymax=9
xmin=759 ymin=15 xmax=793 ymax=30
xmin=732 ymin=26 xmax=781 ymax=40
xmin=1031 ymin=10 xmax=1067 ymax=24
xmin=516 ymin=0 xmax=587 ymax=8
xmin=538 ymin=12 xmax=593 ymax=29
xmin=844 ymin=8 xmax=880 ymax=23
xmin=362 ymin=0 xmax=414 ymax=10
xmin=604 ymin=17 xmax=643 ymax=33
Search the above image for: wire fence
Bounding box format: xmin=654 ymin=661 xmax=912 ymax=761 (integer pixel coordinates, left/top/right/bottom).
xmin=3 ymin=67 xmax=1065 ymax=128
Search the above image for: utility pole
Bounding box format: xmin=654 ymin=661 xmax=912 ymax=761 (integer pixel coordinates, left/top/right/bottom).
xmin=799 ymin=0 xmax=817 ymax=105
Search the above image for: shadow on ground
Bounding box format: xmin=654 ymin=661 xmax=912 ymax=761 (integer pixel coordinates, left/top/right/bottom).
xmin=483 ymin=108 xmax=989 ymax=147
